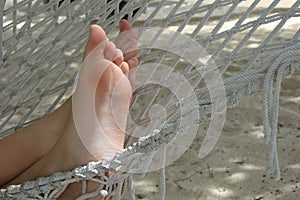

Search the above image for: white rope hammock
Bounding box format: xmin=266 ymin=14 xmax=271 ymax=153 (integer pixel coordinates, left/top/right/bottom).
xmin=0 ymin=0 xmax=299 ymax=199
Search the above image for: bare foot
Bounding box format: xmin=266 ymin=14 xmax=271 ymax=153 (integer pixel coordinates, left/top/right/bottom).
xmin=5 ymin=25 xmax=132 ymax=198
xmin=115 ymin=19 xmax=139 ymax=89
xmin=3 ymin=19 xmax=139 ymax=199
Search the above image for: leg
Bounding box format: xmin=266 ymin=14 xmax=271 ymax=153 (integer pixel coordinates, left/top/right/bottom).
xmin=0 ymin=100 xmax=70 ymax=186
xmin=0 ymin=21 xmax=102 ymax=186
xmin=0 ymin=19 xmax=103 ymax=186
xmin=5 ymin=25 xmax=136 ymax=200
xmin=0 ymin=19 xmax=138 ymax=187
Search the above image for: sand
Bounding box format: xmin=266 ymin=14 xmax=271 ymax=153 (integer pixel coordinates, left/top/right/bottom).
xmin=129 ymin=1 xmax=300 ymax=200
xmin=132 ymin=77 xmax=300 ymax=200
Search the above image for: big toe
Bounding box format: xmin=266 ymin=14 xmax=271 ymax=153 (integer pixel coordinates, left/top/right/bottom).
xmin=84 ymin=25 xmax=107 ymax=59
xmin=119 ymin=19 xmax=132 ymax=32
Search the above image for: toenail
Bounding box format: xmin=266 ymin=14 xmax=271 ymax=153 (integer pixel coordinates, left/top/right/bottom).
xmin=114 ymin=49 xmax=123 ymax=61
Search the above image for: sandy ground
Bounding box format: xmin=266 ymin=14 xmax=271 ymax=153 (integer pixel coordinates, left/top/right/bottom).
xmin=1 ymin=1 xmax=299 ymax=200
xmin=131 ymin=77 xmax=300 ymax=200
xmin=129 ymin=1 xmax=300 ymax=200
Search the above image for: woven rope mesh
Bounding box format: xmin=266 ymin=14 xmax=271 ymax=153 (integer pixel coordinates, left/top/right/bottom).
xmin=0 ymin=0 xmax=299 ymax=199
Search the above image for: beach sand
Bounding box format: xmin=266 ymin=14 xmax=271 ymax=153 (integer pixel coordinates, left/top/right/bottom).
xmin=132 ymin=78 xmax=300 ymax=200
xmin=129 ymin=1 xmax=300 ymax=200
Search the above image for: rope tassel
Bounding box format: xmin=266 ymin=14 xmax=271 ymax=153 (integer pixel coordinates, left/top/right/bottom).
xmin=262 ymin=44 xmax=300 ymax=180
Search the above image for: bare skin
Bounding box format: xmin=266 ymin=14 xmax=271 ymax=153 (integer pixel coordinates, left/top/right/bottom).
xmin=0 ymin=19 xmax=138 ymax=199
xmin=0 ymin=101 xmax=70 ymax=186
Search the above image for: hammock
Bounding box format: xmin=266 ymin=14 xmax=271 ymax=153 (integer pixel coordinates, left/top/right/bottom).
xmin=0 ymin=0 xmax=299 ymax=199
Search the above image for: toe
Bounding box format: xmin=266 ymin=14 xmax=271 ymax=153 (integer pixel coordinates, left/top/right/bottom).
xmin=124 ymin=49 xmax=138 ymax=62
xmin=116 ymin=20 xmax=138 ymax=62
xmin=120 ymin=61 xmax=129 ymax=74
xmin=127 ymin=57 xmax=139 ymax=70
xmin=119 ymin=19 xmax=132 ymax=32
xmin=104 ymin=42 xmax=116 ymax=60
xmin=113 ymin=49 xmax=124 ymax=66
xmin=83 ymin=25 xmax=107 ymax=59
xmin=122 ymin=38 xmax=138 ymax=61
xmin=104 ymin=42 xmax=124 ymax=66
